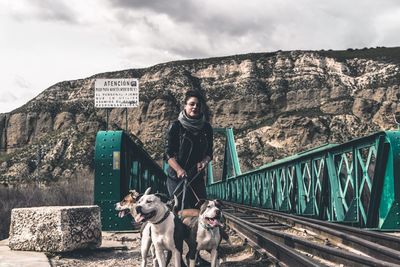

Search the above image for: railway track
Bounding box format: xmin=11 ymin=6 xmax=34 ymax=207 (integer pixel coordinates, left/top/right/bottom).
xmin=224 ymin=202 xmax=400 ymax=267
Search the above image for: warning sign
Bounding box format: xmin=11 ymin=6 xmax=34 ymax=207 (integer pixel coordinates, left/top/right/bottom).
xmin=95 ymin=78 xmax=139 ymax=108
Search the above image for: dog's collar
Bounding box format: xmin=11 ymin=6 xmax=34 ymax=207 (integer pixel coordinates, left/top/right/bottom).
xmin=153 ymin=210 xmax=170 ymax=225
xmin=199 ymin=220 xmax=215 ymax=231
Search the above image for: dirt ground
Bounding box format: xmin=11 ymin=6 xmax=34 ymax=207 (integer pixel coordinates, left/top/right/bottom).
xmin=47 ymin=230 xmax=273 ymax=266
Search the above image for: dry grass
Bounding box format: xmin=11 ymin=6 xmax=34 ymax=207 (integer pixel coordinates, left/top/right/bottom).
xmin=0 ymin=171 xmax=94 ymax=240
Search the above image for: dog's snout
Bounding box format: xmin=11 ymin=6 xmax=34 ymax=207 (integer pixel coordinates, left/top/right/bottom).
xmin=136 ymin=206 xmax=142 ymax=213
xmin=215 ymin=209 xmax=221 ymax=216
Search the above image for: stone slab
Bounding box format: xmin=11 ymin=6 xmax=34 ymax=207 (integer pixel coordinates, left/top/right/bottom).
xmin=0 ymin=239 xmax=50 ymax=267
xmin=9 ymin=205 xmax=102 ymax=252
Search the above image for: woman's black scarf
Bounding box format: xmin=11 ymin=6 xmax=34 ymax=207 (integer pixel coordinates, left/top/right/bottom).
xmin=178 ymin=111 xmax=205 ymax=134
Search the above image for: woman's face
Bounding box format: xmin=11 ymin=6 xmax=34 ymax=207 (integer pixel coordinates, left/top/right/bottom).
xmin=184 ymin=96 xmax=201 ymax=118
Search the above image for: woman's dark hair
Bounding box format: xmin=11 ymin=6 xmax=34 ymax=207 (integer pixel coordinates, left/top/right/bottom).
xmin=184 ymin=90 xmax=204 ymax=105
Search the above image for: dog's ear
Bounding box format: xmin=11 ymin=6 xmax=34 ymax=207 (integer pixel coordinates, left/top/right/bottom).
xmin=214 ymin=199 xmax=224 ymax=209
xmin=166 ymin=195 xmax=178 ymax=212
xmin=167 ymin=195 xmax=180 ymax=212
xmin=143 ymin=187 xmax=151 ymax=195
xmin=155 ymin=193 xmax=170 ymax=203
xmin=129 ymin=190 xmax=139 ymax=198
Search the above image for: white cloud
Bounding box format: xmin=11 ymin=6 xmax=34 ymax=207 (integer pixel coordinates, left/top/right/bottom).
xmin=8 ymin=0 xmax=78 ymax=23
xmin=0 ymin=0 xmax=399 ymax=113
xmin=0 ymin=91 xmax=18 ymax=103
xmin=14 ymin=75 xmax=32 ymax=90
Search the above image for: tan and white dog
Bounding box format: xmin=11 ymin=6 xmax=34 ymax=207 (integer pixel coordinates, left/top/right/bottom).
xmin=115 ymin=189 xmax=140 ymax=219
xmin=115 ymin=188 xmax=157 ymax=267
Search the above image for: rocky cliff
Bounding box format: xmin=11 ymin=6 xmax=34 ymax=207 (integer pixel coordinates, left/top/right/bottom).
xmin=1 ymin=47 xmax=399 ymax=185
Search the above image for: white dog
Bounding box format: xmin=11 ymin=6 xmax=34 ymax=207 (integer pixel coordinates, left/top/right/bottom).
xmin=135 ymin=188 xmax=189 ymax=267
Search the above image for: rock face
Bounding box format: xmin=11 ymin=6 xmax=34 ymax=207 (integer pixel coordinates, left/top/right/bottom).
xmin=9 ymin=206 xmax=101 ymax=252
xmin=0 ymin=47 xmax=399 ymax=184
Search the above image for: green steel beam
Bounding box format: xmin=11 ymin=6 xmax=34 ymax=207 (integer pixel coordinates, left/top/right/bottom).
xmin=214 ymin=127 xmax=241 ymax=181
xmin=226 ymin=128 xmax=241 ymax=177
xmin=206 ymin=130 xmax=400 ymax=230
xmin=94 ymin=130 xmax=167 ymax=231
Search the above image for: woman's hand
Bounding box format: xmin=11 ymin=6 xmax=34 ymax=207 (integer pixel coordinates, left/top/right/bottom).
xmin=177 ymin=168 xmax=187 ymax=179
xmin=197 ymin=160 xmax=208 ymax=172
xmin=168 ymin=158 xmax=187 ymax=179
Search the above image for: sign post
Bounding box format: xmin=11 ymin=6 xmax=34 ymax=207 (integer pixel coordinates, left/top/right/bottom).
xmin=95 ymin=78 xmax=139 ymax=130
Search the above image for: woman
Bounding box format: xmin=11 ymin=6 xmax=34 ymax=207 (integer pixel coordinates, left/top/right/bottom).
xmin=165 ymin=90 xmax=213 ymax=209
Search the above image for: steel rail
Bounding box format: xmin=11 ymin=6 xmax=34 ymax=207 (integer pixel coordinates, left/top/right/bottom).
xmin=226 ymin=202 xmax=400 ymax=264
xmin=224 ymin=206 xmax=400 ymax=267
xmin=266 ymin=209 xmax=400 ymax=250
xmin=224 ymin=212 xmax=321 ymax=267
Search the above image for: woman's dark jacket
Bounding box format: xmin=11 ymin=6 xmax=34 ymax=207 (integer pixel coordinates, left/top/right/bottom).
xmin=165 ymin=120 xmax=213 ymax=179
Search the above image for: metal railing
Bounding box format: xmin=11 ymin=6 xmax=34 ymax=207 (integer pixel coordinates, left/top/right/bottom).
xmin=207 ymin=130 xmax=400 ymax=230
xmin=94 ymin=129 xmax=400 ymax=230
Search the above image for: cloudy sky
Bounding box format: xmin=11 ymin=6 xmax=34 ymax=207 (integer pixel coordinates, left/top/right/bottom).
xmin=1 ymin=0 xmax=399 ymax=113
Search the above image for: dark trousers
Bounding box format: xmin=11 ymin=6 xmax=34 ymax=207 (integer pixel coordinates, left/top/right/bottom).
xmin=167 ymin=174 xmax=206 ymax=209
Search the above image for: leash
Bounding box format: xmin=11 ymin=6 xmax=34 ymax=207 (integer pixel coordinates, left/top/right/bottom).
xmin=174 ymin=171 xmax=203 ymax=199
xmin=173 ymin=169 xmax=203 ymax=197
xmin=180 ymin=179 xmax=188 ymax=214
xmin=187 ymin=184 xmax=200 ymax=204
xmin=172 ymin=169 xmax=204 ymax=210
xmin=171 ymin=164 xmax=198 ymax=195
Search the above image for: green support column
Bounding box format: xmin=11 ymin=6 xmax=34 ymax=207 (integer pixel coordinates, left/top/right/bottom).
xmin=343 ymin=147 xmax=359 ymax=223
xmin=366 ymin=136 xmax=388 ymax=227
xmin=326 ymin=153 xmax=345 ymax=221
xmin=235 ymin=177 xmax=243 ymax=204
xmin=264 ymin=171 xmax=274 ymax=209
xmin=243 ymin=175 xmax=252 ymax=205
xmin=251 ymin=173 xmax=262 ymax=207
xmin=226 ymin=128 xmax=241 ymax=176
xmin=295 ymin=163 xmax=305 ymax=214
xmin=94 ymin=131 xmax=131 ymax=230
xmin=379 ymin=131 xmax=400 ymax=229
xmin=207 ymin=161 xmax=214 ymax=185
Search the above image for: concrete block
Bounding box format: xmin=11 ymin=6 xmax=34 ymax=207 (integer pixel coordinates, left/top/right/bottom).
xmin=9 ymin=205 xmax=102 ymax=252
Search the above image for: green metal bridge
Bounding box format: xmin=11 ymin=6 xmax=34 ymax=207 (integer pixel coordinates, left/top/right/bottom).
xmin=94 ymin=129 xmax=400 ymax=231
